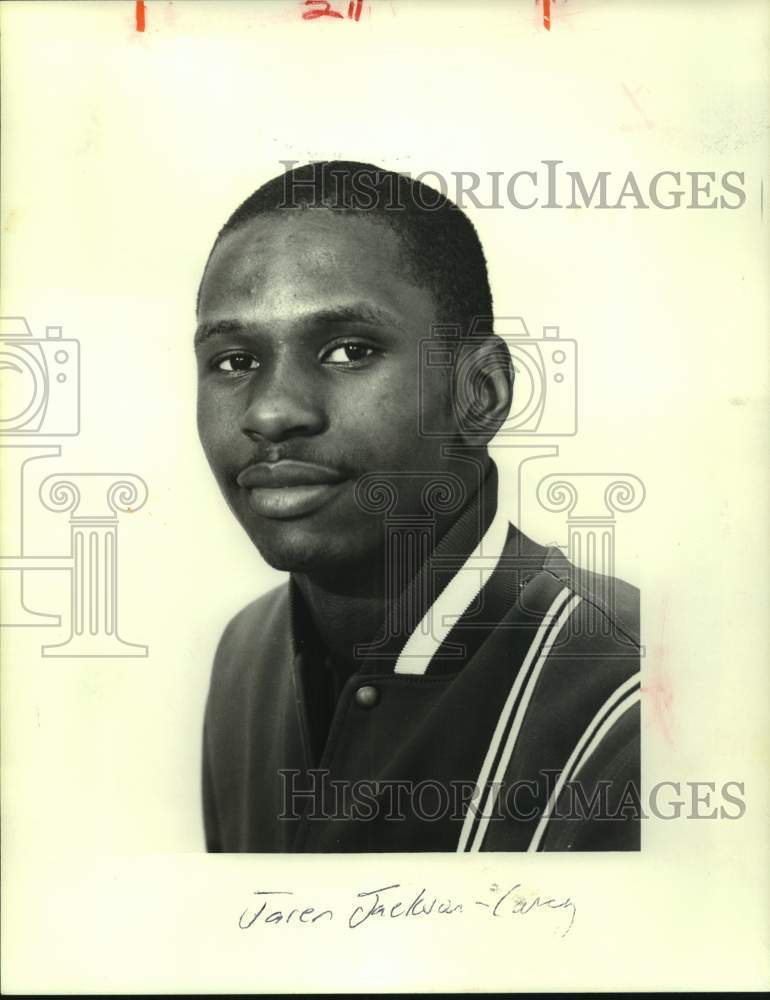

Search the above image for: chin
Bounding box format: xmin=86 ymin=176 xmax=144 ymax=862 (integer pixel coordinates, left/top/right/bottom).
xmin=245 ymin=519 xmax=379 ymax=579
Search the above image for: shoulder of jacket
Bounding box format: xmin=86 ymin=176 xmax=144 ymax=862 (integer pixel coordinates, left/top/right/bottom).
xmin=214 ymin=580 xmax=290 ymax=666
xmin=538 ymin=545 xmax=640 ymax=649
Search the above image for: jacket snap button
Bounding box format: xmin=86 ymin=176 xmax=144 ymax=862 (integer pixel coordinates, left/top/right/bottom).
xmin=354 ymin=684 xmax=380 ymax=709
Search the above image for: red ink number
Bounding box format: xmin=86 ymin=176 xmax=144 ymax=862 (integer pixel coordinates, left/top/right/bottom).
xmin=302 ymin=0 xmax=343 ymax=19
xmin=302 ymin=0 xmax=363 ymax=21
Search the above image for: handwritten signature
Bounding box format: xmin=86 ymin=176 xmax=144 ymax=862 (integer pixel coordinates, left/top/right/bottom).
xmin=239 ymin=882 xmax=576 ymax=937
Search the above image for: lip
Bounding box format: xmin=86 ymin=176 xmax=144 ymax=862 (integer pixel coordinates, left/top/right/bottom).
xmin=236 ymin=461 xmax=347 ymax=520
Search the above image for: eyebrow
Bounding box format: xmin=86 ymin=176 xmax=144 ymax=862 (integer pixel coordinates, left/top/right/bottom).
xmin=193 ymin=302 xmax=402 ymax=347
xmin=194 ymin=318 xmax=244 ymax=347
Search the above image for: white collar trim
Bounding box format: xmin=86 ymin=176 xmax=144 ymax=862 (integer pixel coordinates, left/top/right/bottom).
xmin=393 ymin=506 xmax=510 ymax=676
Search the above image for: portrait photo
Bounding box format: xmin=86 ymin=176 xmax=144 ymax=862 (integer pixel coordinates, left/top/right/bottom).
xmin=195 ymin=160 xmax=642 ymax=854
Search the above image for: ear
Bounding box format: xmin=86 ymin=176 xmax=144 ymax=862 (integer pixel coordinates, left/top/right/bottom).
xmin=452 ymin=335 xmax=513 ymax=444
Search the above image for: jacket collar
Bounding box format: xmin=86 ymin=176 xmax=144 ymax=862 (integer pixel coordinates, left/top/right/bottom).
xmin=288 ymin=462 xmax=547 ymax=678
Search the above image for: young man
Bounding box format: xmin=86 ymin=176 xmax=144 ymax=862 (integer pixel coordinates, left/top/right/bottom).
xmin=196 ymin=161 xmax=640 ymax=853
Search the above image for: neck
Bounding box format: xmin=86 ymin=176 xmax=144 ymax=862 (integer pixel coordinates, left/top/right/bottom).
xmin=294 ymin=573 xmax=386 ymax=671
xmin=293 ymin=458 xmax=497 ymax=672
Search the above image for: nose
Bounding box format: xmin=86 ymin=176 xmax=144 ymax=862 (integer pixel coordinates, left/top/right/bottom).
xmin=240 ymin=360 xmax=326 ymax=443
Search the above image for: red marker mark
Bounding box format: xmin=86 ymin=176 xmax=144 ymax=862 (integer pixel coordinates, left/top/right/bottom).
xmin=303 ymin=0 xmax=342 ymax=18
xmin=621 ymin=82 xmax=654 ymax=129
xmin=302 ymin=0 xmax=362 ymax=21
xmin=543 ymin=0 xmax=551 ymax=30
xmin=641 ymin=606 xmax=674 ymax=745
xmin=136 ymin=0 xmax=146 ymax=32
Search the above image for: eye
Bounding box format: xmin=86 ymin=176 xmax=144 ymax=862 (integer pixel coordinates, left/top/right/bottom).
xmin=213 ymin=352 xmax=259 ymax=374
xmin=322 ymin=342 xmax=376 ymax=366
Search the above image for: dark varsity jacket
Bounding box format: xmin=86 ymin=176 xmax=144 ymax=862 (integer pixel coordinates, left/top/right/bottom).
xmin=202 ymin=469 xmax=641 ymax=853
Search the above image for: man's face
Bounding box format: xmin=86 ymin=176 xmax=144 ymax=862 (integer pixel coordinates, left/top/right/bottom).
xmin=195 ymin=210 xmax=465 ymax=581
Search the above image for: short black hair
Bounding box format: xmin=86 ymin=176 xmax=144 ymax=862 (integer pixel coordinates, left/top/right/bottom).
xmin=197 ymin=160 xmax=493 ymax=336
